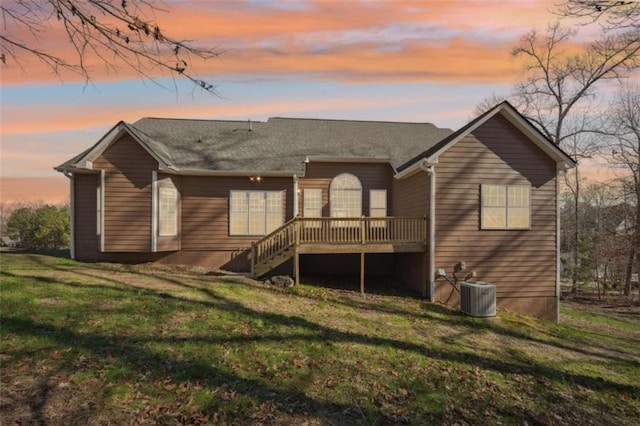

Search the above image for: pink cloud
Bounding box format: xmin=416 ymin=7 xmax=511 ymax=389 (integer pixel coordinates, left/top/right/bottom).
xmin=1 ymin=0 xmax=559 ymax=86
xmin=0 ymin=177 xmax=69 ymax=205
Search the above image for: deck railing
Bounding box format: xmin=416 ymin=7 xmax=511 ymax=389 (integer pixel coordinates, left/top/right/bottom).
xmin=251 ymin=216 xmax=427 ymax=274
xmin=297 ymin=217 xmax=427 ymax=244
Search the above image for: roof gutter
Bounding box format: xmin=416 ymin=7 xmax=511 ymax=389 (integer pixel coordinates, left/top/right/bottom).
xmin=305 ymin=156 xmax=392 ymax=164
xmin=162 ymin=168 xmax=299 ymax=177
xmin=394 ymin=157 xmax=437 ymax=179
xmin=305 ymin=156 xmax=397 ymax=174
xmin=55 ymin=165 xmax=98 ymax=174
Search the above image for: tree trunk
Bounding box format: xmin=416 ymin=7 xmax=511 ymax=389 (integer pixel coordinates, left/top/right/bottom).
xmin=623 ymin=245 xmax=635 ymax=297
xmin=572 ymin=172 xmax=580 ymax=294
xmin=625 ymin=194 xmax=640 ymax=297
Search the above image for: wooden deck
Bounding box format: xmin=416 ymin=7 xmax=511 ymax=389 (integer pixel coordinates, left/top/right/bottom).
xmin=251 ymin=216 xmax=427 ymax=291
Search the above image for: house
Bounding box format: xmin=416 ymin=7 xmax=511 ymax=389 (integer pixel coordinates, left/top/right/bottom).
xmin=55 ymin=102 xmax=576 ymax=321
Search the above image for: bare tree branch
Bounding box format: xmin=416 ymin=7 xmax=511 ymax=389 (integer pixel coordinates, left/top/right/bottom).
xmin=511 ymin=22 xmax=639 ymax=145
xmin=0 ymin=0 xmax=221 ymax=93
xmin=556 ymin=0 xmax=640 ymax=32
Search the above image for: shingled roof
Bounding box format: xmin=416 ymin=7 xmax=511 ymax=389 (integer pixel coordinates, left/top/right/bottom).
xmin=55 ymin=102 xmax=575 ymax=176
xmin=124 ymin=117 xmax=454 ymax=174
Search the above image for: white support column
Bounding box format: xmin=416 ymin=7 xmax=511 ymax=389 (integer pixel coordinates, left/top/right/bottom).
xmin=293 ymin=174 xmax=299 ymax=217
xmin=100 ymin=169 xmax=105 ymax=252
xmin=151 ymin=171 xmax=158 ymax=252
xmin=69 ymin=173 xmax=75 ymax=259
xmin=427 ymin=165 xmax=437 ymax=302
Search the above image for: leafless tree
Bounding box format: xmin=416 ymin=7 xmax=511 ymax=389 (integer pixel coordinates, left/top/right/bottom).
xmin=604 ymin=86 xmax=640 ymax=296
xmin=581 ymin=181 xmax=621 ymax=297
xmin=1 ymin=0 xmax=221 ymax=92
xmin=512 ymin=22 xmax=639 ymax=145
xmin=560 ymin=120 xmax=601 ymax=291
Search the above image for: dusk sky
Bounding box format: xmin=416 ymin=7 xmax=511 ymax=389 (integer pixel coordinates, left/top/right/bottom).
xmin=1 ymin=0 xmax=595 ymax=206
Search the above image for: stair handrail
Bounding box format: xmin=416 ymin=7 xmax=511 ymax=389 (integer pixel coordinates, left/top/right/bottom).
xmin=251 ymin=216 xmax=300 ymax=270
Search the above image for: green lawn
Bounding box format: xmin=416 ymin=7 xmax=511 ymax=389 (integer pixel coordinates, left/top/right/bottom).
xmin=1 ymin=253 xmax=638 ymax=425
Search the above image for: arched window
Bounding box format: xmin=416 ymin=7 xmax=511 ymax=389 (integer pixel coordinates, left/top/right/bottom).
xmin=330 ymin=173 xmax=362 ymax=218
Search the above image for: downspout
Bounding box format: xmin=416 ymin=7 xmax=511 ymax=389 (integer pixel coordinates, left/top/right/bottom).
xmin=293 ymin=174 xmax=299 ymax=217
xmin=419 ymin=161 xmax=436 ymax=302
xmin=64 ymin=171 xmax=75 ymax=259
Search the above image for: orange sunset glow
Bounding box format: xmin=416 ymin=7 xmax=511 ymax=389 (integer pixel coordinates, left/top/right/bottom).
xmin=1 ymin=0 xmax=616 ymax=207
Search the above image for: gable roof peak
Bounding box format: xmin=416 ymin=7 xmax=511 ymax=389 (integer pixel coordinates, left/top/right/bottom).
xmin=395 ymin=101 xmax=577 ymax=177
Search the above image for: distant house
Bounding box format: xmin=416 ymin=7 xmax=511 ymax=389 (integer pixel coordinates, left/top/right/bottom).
xmin=55 ymin=102 xmax=576 ymax=321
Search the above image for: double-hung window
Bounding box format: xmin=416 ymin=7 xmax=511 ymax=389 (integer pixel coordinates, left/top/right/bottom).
xmin=230 ymin=191 xmax=284 ymax=236
xmin=159 ymin=187 xmax=178 ymax=236
xmin=304 ymin=189 xmax=322 ymax=217
xmin=369 ymin=189 xmax=387 ymax=227
xmin=481 ymin=184 xmax=531 ymax=229
xmin=303 ymin=188 xmax=323 ymax=228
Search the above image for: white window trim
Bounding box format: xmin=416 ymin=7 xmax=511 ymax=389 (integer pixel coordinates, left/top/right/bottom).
xmin=229 ymin=190 xmax=284 ymax=236
xmin=330 ymin=173 xmax=362 ymax=218
xmin=481 ymin=184 xmax=531 ymax=230
xmin=158 ymin=186 xmax=178 ymax=237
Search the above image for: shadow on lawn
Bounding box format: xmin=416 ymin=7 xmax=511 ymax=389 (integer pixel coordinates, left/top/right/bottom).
xmin=3 ymin=255 xmax=639 ymax=424
xmin=12 ymin=254 xmax=640 ymax=369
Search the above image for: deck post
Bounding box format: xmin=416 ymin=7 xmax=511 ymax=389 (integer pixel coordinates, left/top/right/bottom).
xmin=294 ymin=248 xmax=300 ymax=286
xmin=250 ymin=243 xmax=256 ymax=277
xmin=360 ymin=251 xmax=365 ymax=295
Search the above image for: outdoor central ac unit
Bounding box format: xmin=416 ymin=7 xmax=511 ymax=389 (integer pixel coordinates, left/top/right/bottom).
xmin=460 ymin=282 xmax=496 ymax=317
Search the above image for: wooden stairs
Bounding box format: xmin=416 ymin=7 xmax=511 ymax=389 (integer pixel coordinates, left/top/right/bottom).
xmin=253 ymin=246 xmax=295 ymax=277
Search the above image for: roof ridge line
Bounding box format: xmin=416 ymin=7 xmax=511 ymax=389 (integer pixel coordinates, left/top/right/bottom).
xmin=268 ymin=116 xmax=438 ymax=125
xmin=137 ymin=117 xmax=267 ymax=124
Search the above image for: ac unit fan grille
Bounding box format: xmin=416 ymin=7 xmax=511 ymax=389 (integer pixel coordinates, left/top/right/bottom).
xmin=460 ymin=282 xmax=496 ymax=317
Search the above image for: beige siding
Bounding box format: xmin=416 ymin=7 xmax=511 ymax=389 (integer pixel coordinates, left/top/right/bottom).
xmin=433 ymin=114 xmax=558 ymax=319
xmin=298 ymin=162 xmax=394 ymax=216
xmin=391 ymin=170 xmax=429 ymax=216
xmin=180 ymin=176 xmax=293 ymax=250
xmin=93 ymin=134 xmax=156 ymax=252
xmin=391 ymin=170 xmax=430 ymax=294
xmin=73 ymin=173 xmax=100 ymax=260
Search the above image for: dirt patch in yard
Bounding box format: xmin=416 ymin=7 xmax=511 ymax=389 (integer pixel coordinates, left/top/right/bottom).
xmin=562 ymin=291 xmax=640 ymax=315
